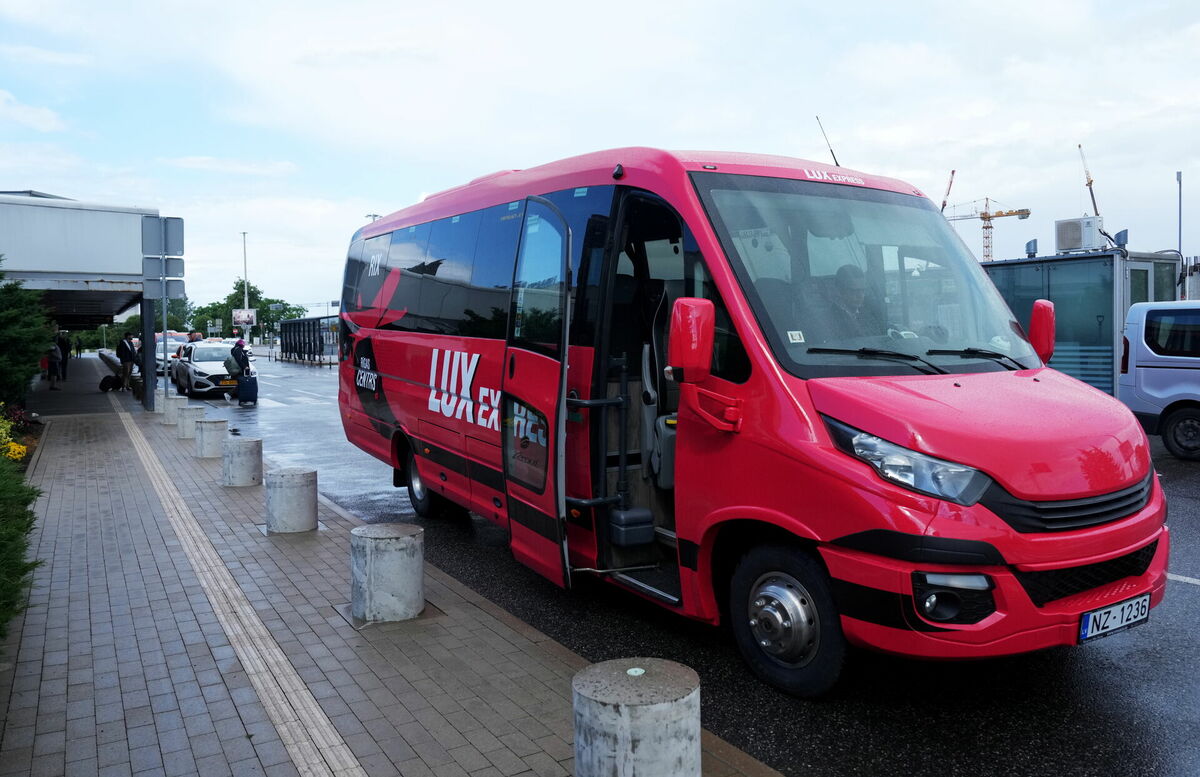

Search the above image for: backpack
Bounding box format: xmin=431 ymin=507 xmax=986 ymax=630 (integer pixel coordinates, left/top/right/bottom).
xmin=224 ymin=355 xmax=242 ymax=376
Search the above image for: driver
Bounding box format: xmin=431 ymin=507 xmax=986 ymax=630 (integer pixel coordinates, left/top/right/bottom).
xmin=827 ymin=264 xmax=885 ymax=337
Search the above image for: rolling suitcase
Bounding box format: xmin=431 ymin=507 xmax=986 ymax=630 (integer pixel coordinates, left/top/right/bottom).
xmin=237 ymin=372 xmax=258 ymax=405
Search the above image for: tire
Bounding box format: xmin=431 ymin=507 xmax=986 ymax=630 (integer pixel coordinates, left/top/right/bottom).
xmin=405 ymin=449 xmax=468 ymax=519
xmin=729 ymin=545 xmax=846 ymax=698
xmin=1161 ymin=408 xmax=1200 ymax=461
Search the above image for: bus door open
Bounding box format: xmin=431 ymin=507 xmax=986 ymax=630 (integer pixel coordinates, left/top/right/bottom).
xmin=501 ymin=197 xmax=573 ymax=588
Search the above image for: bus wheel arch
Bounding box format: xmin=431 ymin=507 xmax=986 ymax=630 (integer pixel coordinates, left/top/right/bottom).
xmin=704 ymin=519 xmax=820 ymax=629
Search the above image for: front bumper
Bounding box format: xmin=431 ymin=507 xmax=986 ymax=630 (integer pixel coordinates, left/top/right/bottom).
xmin=819 ymin=525 xmax=1170 ymax=659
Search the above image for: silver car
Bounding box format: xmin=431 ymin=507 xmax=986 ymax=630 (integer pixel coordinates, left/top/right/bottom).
xmin=173 ymin=343 xmax=239 ymax=397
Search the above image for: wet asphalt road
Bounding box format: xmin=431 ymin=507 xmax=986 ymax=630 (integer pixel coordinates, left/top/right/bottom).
xmin=169 ymin=357 xmax=1200 ymax=777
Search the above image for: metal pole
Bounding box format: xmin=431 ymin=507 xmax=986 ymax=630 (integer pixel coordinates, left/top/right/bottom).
xmin=1177 ymin=171 xmax=1183 ymax=257
xmin=161 ymin=249 xmax=168 ymax=412
xmin=242 ymin=231 xmax=250 ymax=342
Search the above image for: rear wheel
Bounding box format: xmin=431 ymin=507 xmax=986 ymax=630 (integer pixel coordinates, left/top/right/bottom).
xmin=405 ymin=449 xmax=467 ymax=519
xmin=729 ymin=545 xmax=846 ymax=698
xmin=1162 ymin=408 xmax=1200 ymax=460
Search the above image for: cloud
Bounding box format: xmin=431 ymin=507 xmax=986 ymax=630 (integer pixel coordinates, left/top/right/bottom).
xmin=0 ymin=43 xmax=91 ymax=66
xmin=161 ymin=157 xmax=298 ymax=176
xmin=0 ymin=90 xmax=65 ymax=131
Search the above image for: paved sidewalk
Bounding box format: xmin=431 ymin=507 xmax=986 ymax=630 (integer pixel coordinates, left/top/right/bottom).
xmin=0 ymin=357 xmax=781 ymax=777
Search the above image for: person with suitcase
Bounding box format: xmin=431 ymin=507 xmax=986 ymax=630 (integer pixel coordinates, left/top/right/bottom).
xmin=230 ymin=339 xmax=257 ymax=406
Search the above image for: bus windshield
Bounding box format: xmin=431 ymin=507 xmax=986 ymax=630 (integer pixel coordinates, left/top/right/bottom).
xmin=693 ymin=172 xmax=1039 ymax=378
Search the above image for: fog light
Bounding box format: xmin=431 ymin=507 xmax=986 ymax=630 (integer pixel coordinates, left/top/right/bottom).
xmin=912 ymin=572 xmax=995 ymax=624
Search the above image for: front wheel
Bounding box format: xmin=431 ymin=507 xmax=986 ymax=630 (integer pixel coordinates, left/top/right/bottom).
xmin=1162 ymin=407 xmax=1200 ymax=460
xmin=729 ymin=545 xmax=846 ymax=698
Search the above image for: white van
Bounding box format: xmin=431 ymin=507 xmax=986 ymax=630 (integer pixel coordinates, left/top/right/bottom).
xmin=1120 ymin=300 xmax=1200 ymax=459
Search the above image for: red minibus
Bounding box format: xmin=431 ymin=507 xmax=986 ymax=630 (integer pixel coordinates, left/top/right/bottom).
xmin=339 ymin=148 xmax=1168 ymax=696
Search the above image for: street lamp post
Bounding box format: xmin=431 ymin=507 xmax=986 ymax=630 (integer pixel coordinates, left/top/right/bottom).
xmin=1177 ymin=171 xmax=1183 ymax=258
xmin=241 ymin=231 xmax=250 ymax=342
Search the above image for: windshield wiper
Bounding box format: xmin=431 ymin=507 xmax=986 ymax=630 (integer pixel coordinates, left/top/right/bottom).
xmin=807 ymin=347 xmax=949 ymax=375
xmin=926 ymin=347 xmax=1026 ymax=371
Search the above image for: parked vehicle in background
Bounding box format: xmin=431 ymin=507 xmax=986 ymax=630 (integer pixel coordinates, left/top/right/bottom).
xmin=339 ymin=148 xmax=1169 ymax=696
xmin=1120 ymin=300 xmax=1200 ymax=459
xmin=153 ymin=333 xmax=189 ymax=375
xmin=173 ymin=343 xmax=239 ymax=397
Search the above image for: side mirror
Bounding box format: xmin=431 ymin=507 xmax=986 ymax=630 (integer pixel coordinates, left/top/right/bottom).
xmin=1029 ymin=299 xmax=1055 ymax=364
xmin=667 ymin=298 xmax=715 ymax=384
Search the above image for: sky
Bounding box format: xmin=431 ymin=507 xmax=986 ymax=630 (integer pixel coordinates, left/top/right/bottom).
xmin=1 ymin=0 xmax=1197 ymax=315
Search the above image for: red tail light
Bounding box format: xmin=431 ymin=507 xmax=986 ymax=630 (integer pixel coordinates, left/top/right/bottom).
xmin=1121 ymin=336 xmax=1129 ymax=374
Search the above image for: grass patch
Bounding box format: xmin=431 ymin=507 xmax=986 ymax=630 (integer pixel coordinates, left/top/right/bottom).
xmin=0 ymin=455 xmax=40 ymax=642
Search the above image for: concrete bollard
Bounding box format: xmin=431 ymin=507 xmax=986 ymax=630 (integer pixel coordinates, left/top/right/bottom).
xmin=176 ymin=406 xmax=205 ymax=439
xmin=350 ymin=524 xmax=424 ymax=622
xmin=222 ymin=437 xmax=263 ymax=487
xmin=162 ymin=396 xmax=189 ymax=425
xmin=194 ymin=419 xmax=228 ymax=458
xmin=265 ymin=468 xmax=318 ymax=533
xmin=572 ymin=658 xmax=701 ymax=777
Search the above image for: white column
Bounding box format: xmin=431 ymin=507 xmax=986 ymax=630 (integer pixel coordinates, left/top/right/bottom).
xmin=265 ymin=468 xmax=318 ymax=533
xmin=350 ymin=524 xmax=424 ymax=622
xmin=222 ymin=437 xmax=263 ymax=487
xmin=573 ymin=658 xmax=701 ymax=777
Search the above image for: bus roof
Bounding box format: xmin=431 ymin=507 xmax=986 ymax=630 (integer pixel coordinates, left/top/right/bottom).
xmin=358 ymin=147 xmax=927 ymax=240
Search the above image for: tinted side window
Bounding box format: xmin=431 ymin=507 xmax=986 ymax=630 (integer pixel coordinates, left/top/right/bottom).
xmin=542 ymin=186 xmax=614 ymax=347
xmin=465 ymin=201 xmax=524 ymax=338
xmin=1146 ymin=309 xmax=1200 ymax=357
xmin=412 ymin=212 xmax=482 ymax=335
xmin=356 ymin=235 xmax=391 ymax=316
xmin=340 ymin=238 xmax=366 ymax=316
xmin=379 ymin=223 xmax=432 ymax=331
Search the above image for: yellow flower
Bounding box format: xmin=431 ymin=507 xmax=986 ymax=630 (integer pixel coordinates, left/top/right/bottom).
xmin=5 ymin=442 xmax=26 ymax=461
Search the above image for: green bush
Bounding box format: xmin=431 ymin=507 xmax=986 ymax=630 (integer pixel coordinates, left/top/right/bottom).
xmin=0 ymin=255 xmax=52 ymax=406
xmin=0 ymin=456 xmax=39 ymax=641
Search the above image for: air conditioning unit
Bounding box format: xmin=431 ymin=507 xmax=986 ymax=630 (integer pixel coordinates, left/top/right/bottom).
xmin=1055 ymin=216 xmax=1105 ymax=252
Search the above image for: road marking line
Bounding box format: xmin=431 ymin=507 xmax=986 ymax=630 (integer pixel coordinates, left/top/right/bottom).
xmin=111 ymin=395 xmax=365 ymax=777
xmin=1168 ymin=573 xmax=1200 ymax=587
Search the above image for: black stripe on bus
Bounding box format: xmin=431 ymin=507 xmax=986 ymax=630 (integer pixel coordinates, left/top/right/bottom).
xmin=678 ymin=539 xmax=699 ymax=571
xmin=830 ymin=578 xmax=949 ymax=633
xmin=509 ymin=499 xmax=560 ymax=542
xmin=468 ymin=460 xmax=505 ymax=493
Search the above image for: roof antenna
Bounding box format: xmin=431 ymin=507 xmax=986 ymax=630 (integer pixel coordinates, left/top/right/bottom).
xmin=816 ymin=115 xmax=840 ymax=167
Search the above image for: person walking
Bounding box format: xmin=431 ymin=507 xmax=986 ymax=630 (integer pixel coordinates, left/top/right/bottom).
xmin=73 ymin=337 xmax=82 ymax=358
xmin=56 ymin=330 xmax=71 ymax=381
xmin=45 ymin=340 xmax=63 ymax=391
xmin=117 ymin=332 xmax=136 ymax=391
xmin=230 ymin=339 xmax=256 ymax=406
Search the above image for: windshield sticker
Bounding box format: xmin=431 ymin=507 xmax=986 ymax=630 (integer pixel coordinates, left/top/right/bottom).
xmin=787 ymin=331 xmax=806 ymax=344
xmin=802 ymin=169 xmax=866 ymax=185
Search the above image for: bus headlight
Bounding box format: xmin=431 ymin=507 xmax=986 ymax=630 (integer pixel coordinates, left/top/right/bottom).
xmin=824 ymin=417 xmax=992 ymax=505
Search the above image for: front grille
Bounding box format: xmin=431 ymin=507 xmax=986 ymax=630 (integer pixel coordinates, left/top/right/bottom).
xmin=1013 ymin=540 xmax=1158 ymax=607
xmin=979 ymin=474 xmax=1153 ymax=533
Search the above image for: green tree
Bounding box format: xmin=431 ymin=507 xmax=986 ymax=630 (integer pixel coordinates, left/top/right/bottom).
xmin=124 ymin=296 xmax=195 ymax=337
xmin=0 ymin=256 xmax=52 ymax=405
xmin=193 ymin=281 xmax=306 ymax=339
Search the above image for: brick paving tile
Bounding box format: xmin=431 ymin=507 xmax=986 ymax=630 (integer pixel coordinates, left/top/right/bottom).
xmin=0 ymin=380 xmax=782 ymax=777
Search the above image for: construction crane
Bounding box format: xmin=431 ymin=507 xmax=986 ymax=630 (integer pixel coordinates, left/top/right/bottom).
xmin=947 ymin=197 xmax=1031 ymax=261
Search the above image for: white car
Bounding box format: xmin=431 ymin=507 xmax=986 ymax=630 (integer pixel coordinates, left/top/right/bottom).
xmin=173 ymin=342 xmax=240 ymax=397
xmin=153 ymin=335 xmax=188 ymax=375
